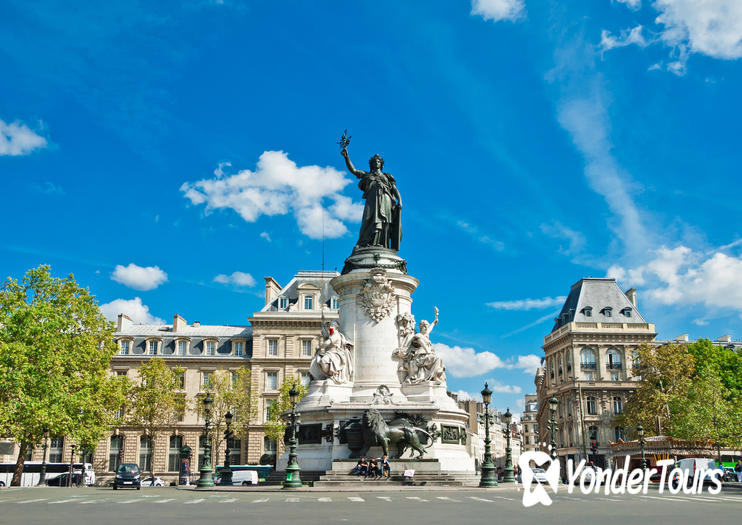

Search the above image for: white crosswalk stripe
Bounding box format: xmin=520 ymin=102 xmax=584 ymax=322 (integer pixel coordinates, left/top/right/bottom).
xmin=436 ymin=496 xmax=461 ymax=502
xmin=48 ymin=499 xmax=77 ymax=504
xmin=221 ymin=498 xmax=237 ymax=503
xmin=318 ymin=497 xmax=332 ymax=502
xmin=184 ymin=498 xmax=205 ymax=505
xmin=252 ymin=498 xmax=270 ymax=503
xmin=17 ymin=499 xmax=47 ymax=504
xmin=376 ymin=496 xmax=392 ymax=501
xmin=152 ymin=498 xmax=175 ymax=504
xmin=406 ymin=496 xmax=428 ymax=502
xmin=348 ymin=496 xmax=364 ymax=502
xmin=117 ymin=499 xmax=140 ymax=504
xmin=286 ymin=497 xmax=300 ymax=503
xmin=468 ymin=496 xmax=493 ymax=502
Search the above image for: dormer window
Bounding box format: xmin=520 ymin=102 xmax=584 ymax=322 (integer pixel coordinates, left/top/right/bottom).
xmin=620 ymin=307 xmax=632 ymax=317
xmin=304 ymin=295 xmax=313 ymax=310
xmin=581 ymin=306 xmax=593 ymax=317
xmin=147 ymin=339 xmax=160 ymax=355
xmin=278 ymin=297 xmax=288 ymax=310
xmin=119 ymin=340 xmax=131 ymax=355
xmin=600 ymin=307 xmax=613 ymax=317
xmin=331 ymin=297 xmax=339 ymax=309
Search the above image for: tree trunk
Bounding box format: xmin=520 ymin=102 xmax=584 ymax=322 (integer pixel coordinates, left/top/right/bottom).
xmin=11 ymin=442 xmax=28 ymax=486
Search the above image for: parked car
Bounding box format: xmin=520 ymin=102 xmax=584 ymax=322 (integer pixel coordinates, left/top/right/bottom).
xmin=46 ymin=472 xmax=83 ymax=486
xmin=141 ymin=476 xmax=165 ymax=487
xmin=113 ymin=463 xmax=141 ymax=490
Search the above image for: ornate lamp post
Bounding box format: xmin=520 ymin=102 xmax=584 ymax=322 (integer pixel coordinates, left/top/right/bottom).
xmin=502 ymin=408 xmax=516 ymax=482
xmin=637 ymin=424 xmax=647 ymax=473
xmin=548 ymin=396 xmax=558 ymax=461
xmin=219 ymin=410 xmax=234 ymax=486
xmin=283 ymin=383 xmax=303 ymax=489
xmin=197 ymin=392 xmax=215 ymax=488
xmin=479 ymin=383 xmax=498 ymax=487
xmin=38 ymin=427 xmax=49 ymax=486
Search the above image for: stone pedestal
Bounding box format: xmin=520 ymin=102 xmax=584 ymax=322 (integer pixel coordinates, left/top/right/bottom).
xmin=277 ymin=247 xmax=474 ymax=475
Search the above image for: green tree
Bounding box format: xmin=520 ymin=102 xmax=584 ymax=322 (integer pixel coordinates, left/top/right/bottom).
xmin=125 ymin=357 xmax=186 ymax=477
xmin=618 ymin=343 xmax=695 ymax=436
xmin=264 ymin=379 xmax=308 ymax=460
xmin=198 ymin=367 xmax=259 ymax=467
xmin=0 ymin=265 xmax=126 ymax=486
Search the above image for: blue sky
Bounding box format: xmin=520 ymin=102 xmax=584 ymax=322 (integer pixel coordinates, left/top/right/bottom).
xmin=2 ymin=0 xmax=742 ymax=415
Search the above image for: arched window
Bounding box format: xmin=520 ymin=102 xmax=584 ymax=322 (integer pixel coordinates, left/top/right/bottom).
xmin=109 ymin=435 xmax=123 ymax=472
xmin=139 ymin=436 xmax=153 ymax=473
xmin=586 ymin=396 xmax=597 ymax=415
xmin=589 ymin=426 xmax=599 ymax=447
xmin=580 ymin=349 xmax=596 ymax=369
xmin=607 ymin=349 xmax=622 ymax=370
xmin=168 ymin=435 xmax=182 ymax=472
xmin=613 ymin=396 xmax=623 ymax=415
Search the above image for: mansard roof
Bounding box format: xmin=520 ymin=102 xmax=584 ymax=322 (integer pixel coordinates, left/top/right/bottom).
xmin=551 ymin=277 xmax=647 ymax=332
xmin=261 ymin=270 xmax=339 ymax=312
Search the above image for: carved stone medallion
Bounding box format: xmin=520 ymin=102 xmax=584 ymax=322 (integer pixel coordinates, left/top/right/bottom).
xmin=358 ymin=268 xmax=396 ymax=323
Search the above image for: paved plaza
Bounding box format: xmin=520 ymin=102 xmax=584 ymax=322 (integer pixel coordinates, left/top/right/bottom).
xmin=0 ymin=485 xmax=740 ymax=525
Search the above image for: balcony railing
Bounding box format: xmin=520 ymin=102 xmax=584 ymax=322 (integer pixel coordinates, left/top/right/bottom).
xmin=607 ymin=362 xmax=622 ymax=370
xmin=580 ymin=362 xmax=597 ymax=370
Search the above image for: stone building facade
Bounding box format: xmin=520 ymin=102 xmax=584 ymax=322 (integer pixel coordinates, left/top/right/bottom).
xmin=456 ymin=397 xmax=522 ymax=472
xmin=0 ymin=270 xmax=338 ymax=485
xmin=521 ymin=394 xmax=539 ymax=452
xmin=534 ymin=278 xmax=656 ymax=470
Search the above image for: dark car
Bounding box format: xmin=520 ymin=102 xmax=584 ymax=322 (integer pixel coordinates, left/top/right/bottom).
xmin=46 ymin=472 xmax=83 ymax=486
xmin=113 ymin=463 xmax=141 ymax=490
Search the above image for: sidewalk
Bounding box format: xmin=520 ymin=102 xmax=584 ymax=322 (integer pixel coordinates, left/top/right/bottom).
xmin=176 ymin=483 xmax=521 ymax=493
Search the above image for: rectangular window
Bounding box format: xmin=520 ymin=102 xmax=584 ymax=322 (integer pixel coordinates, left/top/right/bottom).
xmin=202 ymin=372 xmax=212 ymax=389
xmin=233 ymin=341 xmax=243 ymax=356
xmin=205 ymin=341 xmax=215 ymax=356
xmin=584 ymin=371 xmax=595 ymax=381
xmin=176 ymin=394 xmax=185 ymax=422
xmin=116 ymin=370 xmax=127 ymax=377
xmin=266 ymin=372 xmax=278 ymax=391
xmin=148 ymin=340 xmax=158 ymax=355
xmin=265 ymin=399 xmax=276 ymax=422
xmin=49 ymin=437 xmax=64 ymax=463
xmin=264 ymin=436 xmax=276 ymax=454
xmin=331 ymin=297 xmax=339 ymax=309
xmin=267 ymin=340 xmax=278 ymax=356
xmin=109 ymin=436 xmax=123 ymax=471
xmin=227 ymin=437 xmax=241 ymax=466
xmin=231 ymin=371 xmax=238 ymax=387
xmin=613 ymin=397 xmax=623 ymax=415
xmin=120 ymin=340 xmax=130 ymax=355
xmin=301 ymin=340 xmax=312 ymax=357
xmin=168 ymin=435 xmax=182 ymax=472
xmin=300 ymin=372 xmax=311 ymax=387
xmin=139 ymin=436 xmax=153 ymax=472
xmin=279 ymin=297 xmax=288 ymax=309
xmin=177 ymin=340 xmax=187 ymax=356
xmin=198 ymin=435 xmax=207 ymax=469
xmin=304 ymin=295 xmax=313 ymax=310
xmin=176 ymin=371 xmax=185 ymax=389
xmin=610 ymin=372 xmax=620 ymax=382
xmin=587 ymin=397 xmax=598 ymax=415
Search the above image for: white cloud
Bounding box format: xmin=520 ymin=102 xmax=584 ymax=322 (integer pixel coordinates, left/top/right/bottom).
xmin=452 ymin=390 xmax=483 ymax=402
xmin=31 ymin=181 xmax=65 ymax=196
xmin=455 ymin=220 xmax=505 ymax=251
xmin=260 ymin=232 xmax=272 ymax=242
xmin=609 ymin=244 xmax=742 ymax=313
xmin=181 ymin=151 xmax=363 ymax=240
xmin=540 ymin=221 xmax=585 ymax=256
xmin=434 ymin=343 xmax=541 ymax=377
xmin=471 ymin=0 xmax=525 ymax=22
xmin=616 ymin=0 xmax=641 ymax=9
xmin=486 ymin=380 xmax=523 ymax=394
xmin=111 ymin=263 xmax=168 ymax=291
xmin=655 ymin=0 xmax=742 ymax=60
xmin=600 ymin=25 xmax=648 ymax=52
xmin=487 ymin=296 xmax=566 ymax=310
xmin=213 ymin=271 xmax=256 ymax=287
xmin=100 ymin=297 xmax=164 ymax=324
xmin=0 ymin=119 xmax=47 ymax=156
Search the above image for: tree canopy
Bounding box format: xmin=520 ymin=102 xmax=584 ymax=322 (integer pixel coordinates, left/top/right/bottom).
xmin=264 ymin=379 xmax=308 ymax=458
xmin=0 ymin=265 xmax=126 ymax=485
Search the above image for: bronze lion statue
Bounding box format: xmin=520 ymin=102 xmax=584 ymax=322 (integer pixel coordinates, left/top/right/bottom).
xmin=360 ymin=408 xmax=432 ymax=458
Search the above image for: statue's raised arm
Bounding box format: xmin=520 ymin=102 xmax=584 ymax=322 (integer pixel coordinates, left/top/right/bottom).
xmin=341 ymin=148 xmax=365 ymax=179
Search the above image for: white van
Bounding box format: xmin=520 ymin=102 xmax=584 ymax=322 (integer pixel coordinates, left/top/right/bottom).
xmin=231 ymin=470 xmax=258 ymax=486
xmin=674 ymin=458 xmax=723 ymax=485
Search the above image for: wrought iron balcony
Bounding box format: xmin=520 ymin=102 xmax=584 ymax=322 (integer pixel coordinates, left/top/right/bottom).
xmin=580 ymin=362 xmax=597 ymax=370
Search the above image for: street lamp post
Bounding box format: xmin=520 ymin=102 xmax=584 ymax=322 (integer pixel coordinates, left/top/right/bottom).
xmin=197 ymin=392 xmax=215 ymax=488
xmin=637 ymin=425 xmax=647 ymax=473
xmin=219 ymin=410 xmax=234 ymax=486
xmin=502 ymin=408 xmax=516 ymax=483
xmin=38 ymin=427 xmax=49 ymax=486
xmin=549 ymin=396 xmax=558 ymax=461
xmin=283 ymin=383 xmax=303 ymax=489
xmin=479 ymin=383 xmax=498 ymax=487
xmin=68 ymin=444 xmax=76 ymax=488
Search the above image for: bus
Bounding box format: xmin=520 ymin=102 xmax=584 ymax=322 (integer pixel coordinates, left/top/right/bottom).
xmin=0 ymin=462 xmax=95 ymax=487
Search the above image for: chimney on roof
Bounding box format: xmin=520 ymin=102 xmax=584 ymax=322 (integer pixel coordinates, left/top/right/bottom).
xmin=675 ymin=334 xmax=689 ymax=342
xmin=117 ymin=313 xmax=132 ymax=332
xmin=718 ymin=334 xmax=732 ymax=343
xmin=625 ymin=288 xmax=637 ymax=308
xmin=192 ymin=321 xmax=200 ymax=327
xmin=264 ymin=276 xmax=281 ymax=306
xmin=173 ymin=314 xmax=186 ymax=332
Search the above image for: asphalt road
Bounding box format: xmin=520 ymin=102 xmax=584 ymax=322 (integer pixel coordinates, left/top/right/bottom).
xmin=0 ymin=485 xmax=740 ymax=525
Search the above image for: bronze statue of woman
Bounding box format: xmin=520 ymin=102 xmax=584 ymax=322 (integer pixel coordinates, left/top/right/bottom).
xmin=341 ymin=147 xmax=403 ymax=251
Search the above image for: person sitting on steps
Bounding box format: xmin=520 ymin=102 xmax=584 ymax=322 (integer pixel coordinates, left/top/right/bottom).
xmin=367 ymin=457 xmax=379 ymax=479
xmin=350 ymin=457 xmax=368 ymax=476
xmin=380 ymin=455 xmax=391 ymax=479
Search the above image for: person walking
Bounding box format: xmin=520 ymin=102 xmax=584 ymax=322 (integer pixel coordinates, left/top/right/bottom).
xmin=735 ymin=460 xmax=742 ymax=482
